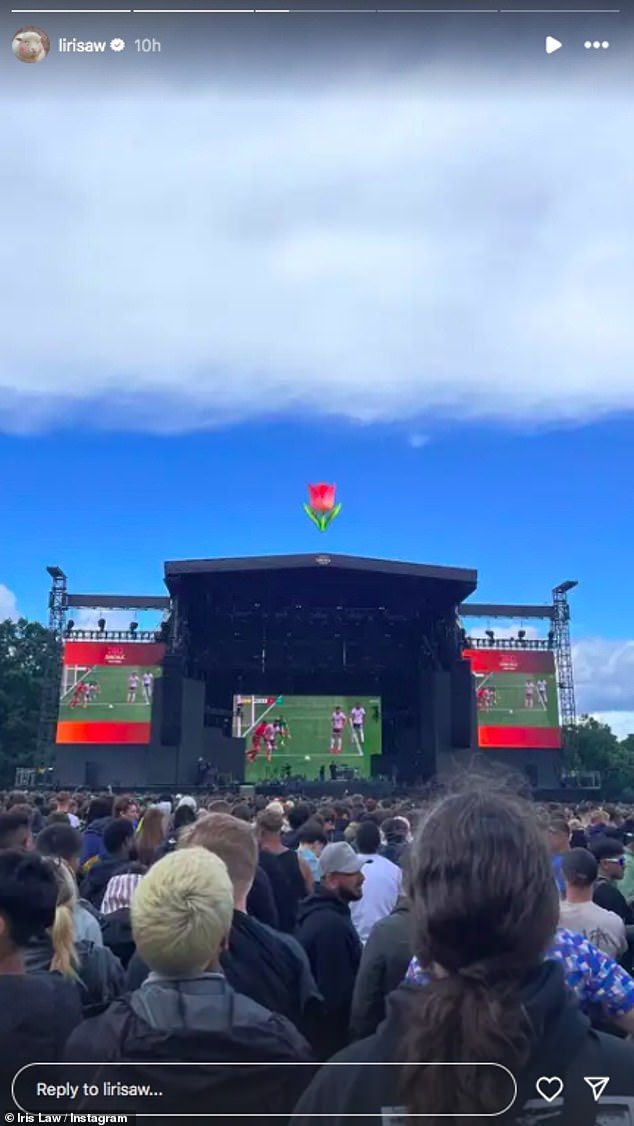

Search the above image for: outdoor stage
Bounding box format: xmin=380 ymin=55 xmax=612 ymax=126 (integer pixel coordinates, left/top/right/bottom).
xmin=48 ymin=553 xmax=572 ymax=791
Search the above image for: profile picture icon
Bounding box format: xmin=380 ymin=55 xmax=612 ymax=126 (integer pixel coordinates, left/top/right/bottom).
xmin=12 ymin=26 xmax=50 ymax=64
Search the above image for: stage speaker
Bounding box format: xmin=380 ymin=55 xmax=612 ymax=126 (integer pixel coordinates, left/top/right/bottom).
xmin=84 ymin=761 xmax=99 ymax=789
xmin=451 ymin=660 xmax=474 ymax=749
xmin=160 ymin=654 xmax=184 ymax=746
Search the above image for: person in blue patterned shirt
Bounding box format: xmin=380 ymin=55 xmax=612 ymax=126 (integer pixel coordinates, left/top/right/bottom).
xmin=406 ymin=926 xmax=634 ymax=1034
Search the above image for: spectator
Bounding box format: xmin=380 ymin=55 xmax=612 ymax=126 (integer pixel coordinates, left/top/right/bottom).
xmin=317 ymin=807 xmax=336 ymax=841
xmin=350 ymin=819 xmax=402 ymax=944
xmin=0 ymin=806 xmax=33 ymax=851
xmin=559 ymin=848 xmax=627 ymax=961
xmin=135 ymin=806 xmax=167 ymax=867
xmin=0 ymin=851 xmax=82 ymax=1104
xmin=65 ymin=848 xmax=315 ymax=1116
xmin=381 ymin=816 xmax=410 ymax=866
xmin=24 ymin=856 xmax=125 ymax=1016
xmin=621 ymin=825 xmax=634 ymax=905
xmin=257 ymin=808 xmax=312 ymax=932
xmin=297 ymin=821 xmax=327 ymax=886
xmin=591 ymin=837 xmax=634 ymax=929
xmin=100 ymin=870 xmax=144 ymax=969
xmin=154 ymin=793 xmax=172 ymax=818
xmin=282 ymin=803 xmax=312 ymax=849
xmin=332 ymin=802 xmax=351 ymax=842
xmin=156 ymin=801 xmax=197 ymax=857
xmin=126 ymin=813 xmax=323 ymax=1046
xmin=350 ymin=857 xmax=412 ymax=1041
xmin=79 ymin=796 xmax=114 ymax=872
xmin=546 ymin=817 xmax=570 ymax=897
xmin=113 ymin=795 xmax=140 ymax=825
xmin=80 ymin=818 xmax=136 ymax=910
xmin=36 ymin=823 xmax=103 ymax=946
xmin=295 ymin=842 xmax=364 ymax=1056
xmin=52 ymin=792 xmax=80 ymax=828
xmin=292 ymin=788 xmax=634 ymax=1124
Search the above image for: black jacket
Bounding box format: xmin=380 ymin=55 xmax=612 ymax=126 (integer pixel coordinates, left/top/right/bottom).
xmin=80 ymin=856 xmax=129 ymax=910
xmin=63 ymin=973 xmax=316 ymax=1120
xmin=0 ymin=972 xmax=82 ymax=1111
xmin=295 ymin=890 xmax=362 ymax=1056
xmin=101 ymin=908 xmax=136 ymax=969
xmin=24 ymin=934 xmax=126 ymax=1016
xmin=350 ymin=899 xmax=411 ymax=1040
xmin=125 ymin=909 xmax=324 ymax=1046
xmin=292 ymin=962 xmax=634 ymax=1126
xmin=594 ymin=877 xmax=634 ymax=924
xmin=259 ymin=849 xmax=307 ymax=933
xmin=246 ymin=863 xmax=279 ymax=929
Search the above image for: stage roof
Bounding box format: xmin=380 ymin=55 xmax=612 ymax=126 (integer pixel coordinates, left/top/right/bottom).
xmin=164 ymin=552 xmax=478 ymax=605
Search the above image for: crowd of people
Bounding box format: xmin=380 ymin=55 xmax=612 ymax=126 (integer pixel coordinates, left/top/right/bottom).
xmin=2 ymin=783 xmax=634 ymax=1120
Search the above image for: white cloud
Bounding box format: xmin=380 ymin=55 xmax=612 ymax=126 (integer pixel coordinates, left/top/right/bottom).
xmin=591 ymin=712 xmax=634 ymax=741
xmin=0 ymin=78 xmax=632 ymax=432
xmin=572 ymin=639 xmax=634 ymax=715
xmin=0 ymin=584 xmax=18 ymax=621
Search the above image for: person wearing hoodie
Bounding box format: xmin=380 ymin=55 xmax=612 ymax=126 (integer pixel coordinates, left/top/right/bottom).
xmin=79 ymin=795 xmax=114 ymax=872
xmin=64 ymin=847 xmax=315 ymax=1118
xmin=24 ymin=854 xmax=125 ymax=1016
xmin=292 ymin=787 xmax=634 ymax=1126
xmin=0 ymin=850 xmax=82 ymax=1109
xmin=100 ymin=869 xmax=144 ymax=969
xmin=80 ymin=818 xmax=136 ymax=910
xmin=295 ymin=841 xmax=364 ymax=1057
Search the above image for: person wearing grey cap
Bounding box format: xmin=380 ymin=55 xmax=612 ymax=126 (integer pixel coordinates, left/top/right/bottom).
xmin=295 ymin=842 xmax=364 ymax=1058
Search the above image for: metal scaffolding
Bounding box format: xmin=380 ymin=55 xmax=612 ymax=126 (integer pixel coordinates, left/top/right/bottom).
xmin=552 ymin=581 xmax=578 ymax=742
xmin=35 ymin=566 xmax=68 ymax=765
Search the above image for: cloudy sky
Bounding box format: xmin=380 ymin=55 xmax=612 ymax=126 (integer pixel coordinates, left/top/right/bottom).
xmin=0 ymin=6 xmax=632 ymax=735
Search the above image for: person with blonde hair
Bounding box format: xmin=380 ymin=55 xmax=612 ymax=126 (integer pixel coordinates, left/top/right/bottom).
xmin=64 ymin=847 xmax=315 ymax=1116
xmin=24 ymin=856 xmax=125 ymax=1015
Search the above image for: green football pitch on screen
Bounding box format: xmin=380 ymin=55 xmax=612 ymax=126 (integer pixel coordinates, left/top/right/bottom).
xmin=236 ymin=694 xmax=382 ymax=782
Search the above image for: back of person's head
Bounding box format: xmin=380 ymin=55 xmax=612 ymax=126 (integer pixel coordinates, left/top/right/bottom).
xmin=206 ymin=799 xmax=231 ymax=815
xmin=114 ymin=794 xmax=137 ymax=820
xmin=0 ymin=806 xmax=32 ymax=851
xmin=131 ymin=847 xmax=233 ymax=976
xmin=299 ymin=820 xmax=328 ymax=848
xmin=42 ymin=857 xmax=79 ymax=979
xmin=0 ymin=850 xmax=58 ymax=951
xmin=257 ymin=808 xmax=284 ymax=836
xmin=180 ymin=813 xmax=257 ymax=901
xmin=562 ymin=848 xmax=598 ymax=889
xmin=104 ymin=817 xmax=135 ymax=856
xmin=136 ymin=807 xmax=167 ymax=863
xmin=287 ymin=802 xmax=311 ymax=831
xmin=55 ymin=792 xmax=71 ymax=810
xmin=173 ymin=803 xmax=197 ymax=833
xmin=231 ymin=802 xmax=253 ymax=823
xmin=87 ymin=795 xmax=113 ymax=823
xmin=36 ymin=824 xmax=82 ymax=869
xmin=356 ymin=819 xmax=381 ymax=855
xmin=401 ymin=786 xmax=558 ymax=1119
xmin=6 ymin=791 xmax=28 ymax=811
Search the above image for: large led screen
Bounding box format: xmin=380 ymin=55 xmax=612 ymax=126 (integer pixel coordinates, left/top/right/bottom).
xmin=463 ymin=648 xmax=561 ymax=750
xmin=56 ymin=640 xmax=165 ymax=745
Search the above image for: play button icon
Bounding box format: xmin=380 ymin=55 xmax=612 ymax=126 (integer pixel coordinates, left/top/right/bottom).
xmin=545 ymin=36 xmax=563 ymax=54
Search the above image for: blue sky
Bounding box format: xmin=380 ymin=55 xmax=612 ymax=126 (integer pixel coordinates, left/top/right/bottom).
xmin=1 ymin=11 xmax=633 ymax=734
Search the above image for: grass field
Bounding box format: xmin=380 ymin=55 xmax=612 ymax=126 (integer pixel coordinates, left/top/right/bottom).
xmin=58 ymin=664 xmax=162 ymax=726
xmin=475 ymin=671 xmax=559 ymax=729
xmin=238 ymin=694 xmax=382 ymax=782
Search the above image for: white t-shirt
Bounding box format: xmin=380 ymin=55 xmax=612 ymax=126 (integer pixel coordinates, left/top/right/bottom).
xmin=559 ymin=899 xmax=627 ymax=960
xmin=143 ymin=673 xmax=153 ymax=686
xmin=350 ymin=853 xmax=403 ymax=944
xmin=331 ymin=711 xmax=346 ymax=732
xmin=128 ymin=675 xmax=139 ymax=689
xmin=351 ymin=707 xmax=366 ymax=726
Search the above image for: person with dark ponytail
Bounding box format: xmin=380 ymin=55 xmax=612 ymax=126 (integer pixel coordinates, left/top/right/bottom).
xmin=292 ymin=786 xmax=634 ymax=1125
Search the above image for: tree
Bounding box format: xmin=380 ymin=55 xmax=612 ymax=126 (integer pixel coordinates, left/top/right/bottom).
xmin=564 ymin=716 xmax=634 ymax=800
xmin=0 ymin=618 xmax=58 ymax=786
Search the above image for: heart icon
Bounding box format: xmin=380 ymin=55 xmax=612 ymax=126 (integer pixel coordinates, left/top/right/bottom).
xmin=536 ymin=1077 xmax=564 ymax=1103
